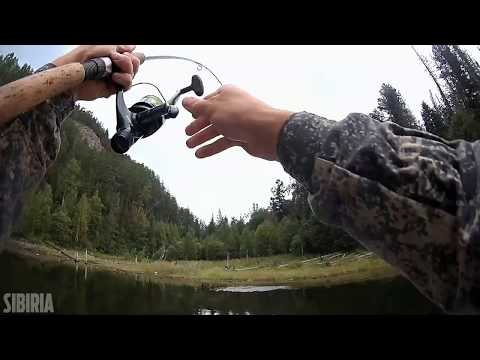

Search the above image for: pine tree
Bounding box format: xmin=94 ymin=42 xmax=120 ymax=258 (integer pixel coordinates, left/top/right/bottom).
xmin=432 ymin=45 xmax=480 ymax=111
xmin=429 ymin=45 xmax=480 ymax=140
xmin=0 ymin=53 xmax=33 ymax=86
xmin=374 ymin=83 xmax=420 ymax=129
xmin=421 ymin=101 xmax=446 ymax=137
xmin=270 ymin=179 xmax=289 ymax=220
xmin=411 ymin=45 xmax=453 ymax=114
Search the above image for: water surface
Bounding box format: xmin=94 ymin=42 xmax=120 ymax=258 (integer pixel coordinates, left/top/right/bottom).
xmin=0 ymin=252 xmax=441 ymax=315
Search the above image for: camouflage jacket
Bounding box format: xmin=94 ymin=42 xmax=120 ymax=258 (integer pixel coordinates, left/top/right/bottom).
xmin=278 ymin=111 xmax=480 ymax=314
xmin=0 ymin=77 xmax=75 ymax=253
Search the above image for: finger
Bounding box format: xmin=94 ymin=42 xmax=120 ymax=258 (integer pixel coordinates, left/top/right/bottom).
xmin=182 ymin=97 xmax=201 ymax=112
xmin=110 ymin=52 xmax=134 ymax=75
xmin=116 ymin=45 xmax=136 ymax=53
xmin=112 ymin=72 xmax=133 ymax=89
xmin=83 ymin=45 xmax=116 ymax=60
xmin=125 ymin=52 xmax=141 ymax=76
xmin=195 ymin=137 xmax=238 ymax=158
xmin=182 ymin=97 xmax=210 ymax=118
xmin=204 ymin=86 xmax=223 ymax=100
xmin=78 ymin=80 xmax=116 ymax=100
xmin=185 ymin=117 xmax=210 ymax=136
xmin=102 ymin=81 xmax=118 ymax=98
xmin=186 ymin=125 xmax=219 ymax=149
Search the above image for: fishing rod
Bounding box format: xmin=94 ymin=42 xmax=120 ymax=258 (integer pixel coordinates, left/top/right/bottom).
xmin=0 ymin=52 xmax=223 ymax=154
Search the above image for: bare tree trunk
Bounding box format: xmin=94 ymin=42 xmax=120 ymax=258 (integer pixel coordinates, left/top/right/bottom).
xmin=411 ymin=45 xmax=452 ymax=113
xmin=161 ymin=245 xmax=165 ymax=260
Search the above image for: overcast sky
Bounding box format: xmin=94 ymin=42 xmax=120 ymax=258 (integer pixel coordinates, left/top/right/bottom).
xmin=2 ymin=45 xmax=479 ymax=223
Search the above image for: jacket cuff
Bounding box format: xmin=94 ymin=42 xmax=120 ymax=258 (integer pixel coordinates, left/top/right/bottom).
xmin=277 ymin=111 xmax=334 ymax=192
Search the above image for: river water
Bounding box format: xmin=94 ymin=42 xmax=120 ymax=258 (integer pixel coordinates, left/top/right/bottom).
xmin=0 ymin=252 xmax=442 ymax=315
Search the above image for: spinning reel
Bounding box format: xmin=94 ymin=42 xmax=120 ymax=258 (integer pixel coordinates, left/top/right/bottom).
xmin=111 ymin=74 xmax=205 ymax=154
xmin=80 ymin=53 xmax=221 ymax=154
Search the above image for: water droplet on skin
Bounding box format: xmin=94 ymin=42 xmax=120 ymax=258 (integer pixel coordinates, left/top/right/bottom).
xmin=197 ymin=64 xmax=203 ymax=71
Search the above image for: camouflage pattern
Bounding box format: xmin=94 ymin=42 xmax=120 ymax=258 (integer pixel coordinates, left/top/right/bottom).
xmin=278 ymin=111 xmax=480 ymax=314
xmin=0 ymin=86 xmax=75 ymax=253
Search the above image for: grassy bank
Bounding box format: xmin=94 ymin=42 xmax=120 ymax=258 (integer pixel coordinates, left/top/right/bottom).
xmin=6 ymin=239 xmax=399 ymax=288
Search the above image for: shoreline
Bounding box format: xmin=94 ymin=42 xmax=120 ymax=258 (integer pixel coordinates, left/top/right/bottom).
xmin=5 ymin=239 xmax=400 ymax=289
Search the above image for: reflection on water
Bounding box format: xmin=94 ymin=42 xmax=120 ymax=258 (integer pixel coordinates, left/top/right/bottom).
xmin=196 ymin=309 xmax=251 ymax=315
xmin=216 ymin=286 xmax=291 ymax=293
xmin=0 ymin=252 xmax=442 ymax=315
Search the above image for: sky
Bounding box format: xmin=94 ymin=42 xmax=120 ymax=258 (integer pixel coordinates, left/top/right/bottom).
xmin=2 ymin=45 xmax=479 ymax=223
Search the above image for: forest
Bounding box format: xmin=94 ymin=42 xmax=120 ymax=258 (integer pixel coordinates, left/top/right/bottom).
xmin=2 ymin=45 xmax=480 ymax=261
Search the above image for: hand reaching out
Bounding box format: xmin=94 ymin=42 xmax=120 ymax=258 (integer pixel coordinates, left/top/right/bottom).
xmin=182 ymin=85 xmax=293 ymax=161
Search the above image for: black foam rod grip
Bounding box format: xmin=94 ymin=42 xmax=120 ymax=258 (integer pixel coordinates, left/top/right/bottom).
xmin=83 ymin=57 xmax=112 ymax=81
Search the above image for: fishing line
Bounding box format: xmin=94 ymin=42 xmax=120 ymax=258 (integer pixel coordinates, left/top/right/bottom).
xmin=129 ymin=82 xmax=166 ymax=103
xmin=144 ymin=55 xmax=223 ymax=86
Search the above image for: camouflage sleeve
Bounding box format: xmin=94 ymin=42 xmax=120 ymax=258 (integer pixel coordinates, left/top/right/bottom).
xmin=0 ymin=69 xmax=75 ymax=252
xmin=277 ymin=111 xmax=480 ymax=314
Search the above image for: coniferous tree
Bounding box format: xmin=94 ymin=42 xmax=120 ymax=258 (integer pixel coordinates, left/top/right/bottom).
xmin=421 ymin=101 xmax=447 ymax=137
xmin=373 ymin=83 xmax=420 ymax=129
xmin=432 ymin=45 xmax=480 ymax=111
xmin=411 ymin=45 xmax=453 ymax=114
xmin=270 ymin=179 xmax=289 ymax=220
xmin=0 ymin=53 xmax=32 ymax=86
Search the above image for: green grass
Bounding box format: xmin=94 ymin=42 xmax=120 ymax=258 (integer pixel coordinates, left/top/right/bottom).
xmin=7 ymin=240 xmax=399 ymax=288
